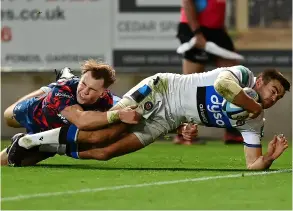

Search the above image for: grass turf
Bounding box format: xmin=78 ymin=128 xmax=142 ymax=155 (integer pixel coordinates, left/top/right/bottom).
xmin=1 ymin=140 xmax=292 ymax=210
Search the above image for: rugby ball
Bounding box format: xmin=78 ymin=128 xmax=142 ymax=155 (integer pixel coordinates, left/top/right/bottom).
xmin=222 ymin=87 xmax=259 ymax=120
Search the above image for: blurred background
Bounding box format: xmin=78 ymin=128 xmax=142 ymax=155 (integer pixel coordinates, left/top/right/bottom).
xmin=1 ymin=0 xmax=292 ymax=140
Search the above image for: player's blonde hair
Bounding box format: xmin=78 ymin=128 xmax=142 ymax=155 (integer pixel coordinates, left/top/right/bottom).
xmin=81 ymin=59 xmax=116 ymax=88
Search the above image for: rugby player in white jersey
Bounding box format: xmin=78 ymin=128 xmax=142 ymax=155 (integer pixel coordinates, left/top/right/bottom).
xmin=8 ymin=66 xmax=290 ymax=170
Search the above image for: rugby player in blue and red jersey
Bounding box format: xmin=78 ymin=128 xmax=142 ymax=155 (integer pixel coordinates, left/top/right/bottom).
xmin=1 ymin=60 xmax=139 ymax=166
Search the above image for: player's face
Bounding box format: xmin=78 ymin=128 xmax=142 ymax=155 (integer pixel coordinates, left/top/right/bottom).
xmin=255 ymin=79 xmax=285 ymax=109
xmin=77 ymin=71 xmax=106 ymax=105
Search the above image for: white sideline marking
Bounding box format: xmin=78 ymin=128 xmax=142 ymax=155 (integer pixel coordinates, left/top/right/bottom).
xmin=1 ymin=169 xmax=291 ymax=202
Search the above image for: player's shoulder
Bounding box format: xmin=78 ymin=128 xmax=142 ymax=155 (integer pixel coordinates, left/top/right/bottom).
xmin=54 ymin=78 xmax=79 ymax=92
xmin=225 ymin=65 xmax=250 ymax=72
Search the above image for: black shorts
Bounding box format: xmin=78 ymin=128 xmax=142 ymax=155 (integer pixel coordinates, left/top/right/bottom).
xmin=176 ymin=23 xmax=235 ymax=64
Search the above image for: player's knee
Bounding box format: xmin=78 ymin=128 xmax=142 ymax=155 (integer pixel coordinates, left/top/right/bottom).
xmin=0 ymin=148 xmax=9 ymax=166
xmin=3 ymin=107 xmax=16 ymax=127
xmin=3 ymin=106 xmax=13 ymax=120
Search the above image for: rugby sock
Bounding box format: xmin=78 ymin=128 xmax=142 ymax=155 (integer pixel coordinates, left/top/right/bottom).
xmin=39 ymin=144 xmax=66 ymax=155
xmin=65 ymin=143 xmax=80 ymax=159
xmin=59 ymin=125 xmax=79 ymax=144
xmin=38 ymin=143 xmax=79 ymax=158
xmin=19 ymin=128 xmax=61 ymax=149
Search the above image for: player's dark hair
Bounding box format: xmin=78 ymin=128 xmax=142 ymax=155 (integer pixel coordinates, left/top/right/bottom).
xmin=257 ymin=69 xmax=290 ymax=92
xmin=81 ymin=59 xmax=116 ymax=88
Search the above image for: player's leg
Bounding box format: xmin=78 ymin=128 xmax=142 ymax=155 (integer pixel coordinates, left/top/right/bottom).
xmin=9 ymin=116 xmax=167 ymax=163
xmin=78 ymin=133 xmax=144 ymax=160
xmin=7 ymin=123 xmax=132 ymax=164
xmin=76 ymin=118 xmax=162 ymax=160
xmin=7 ymin=123 xmax=128 ymax=165
xmin=3 ymin=88 xmax=45 ymax=128
xmin=7 ymin=133 xmax=143 ymax=163
xmin=1 ymin=148 xmax=9 ymax=166
xmin=15 ymin=123 xmax=128 ymax=150
xmin=3 ymin=102 xmax=22 ymax=128
xmin=3 ymin=134 xmax=57 ymax=166
xmin=182 ymin=59 xmax=205 ymax=74
xmin=176 ymin=23 xmax=207 ymax=74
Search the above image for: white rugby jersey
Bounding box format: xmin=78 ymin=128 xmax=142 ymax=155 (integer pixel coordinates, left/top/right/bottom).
xmin=162 ymin=65 xmax=265 ymax=147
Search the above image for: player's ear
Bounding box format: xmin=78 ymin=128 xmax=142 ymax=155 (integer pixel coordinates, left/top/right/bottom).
xmin=255 ymin=77 xmax=264 ymax=88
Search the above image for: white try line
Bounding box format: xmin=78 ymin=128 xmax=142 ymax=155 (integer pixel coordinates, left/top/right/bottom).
xmin=1 ymin=169 xmax=291 ymax=202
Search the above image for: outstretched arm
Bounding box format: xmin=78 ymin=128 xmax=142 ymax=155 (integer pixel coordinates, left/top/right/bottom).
xmin=61 ymin=104 xmax=140 ymax=131
xmin=242 ymin=133 xmax=288 ymax=170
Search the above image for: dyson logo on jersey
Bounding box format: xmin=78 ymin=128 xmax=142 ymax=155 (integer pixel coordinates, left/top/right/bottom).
xmin=196 ymin=86 xmax=232 ymax=128
xmin=55 ymin=92 xmax=73 ymax=98
xmin=207 ymin=95 xmax=225 ymax=127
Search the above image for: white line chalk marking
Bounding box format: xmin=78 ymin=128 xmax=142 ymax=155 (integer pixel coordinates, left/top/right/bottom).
xmin=2 ymin=169 xmax=291 ymax=202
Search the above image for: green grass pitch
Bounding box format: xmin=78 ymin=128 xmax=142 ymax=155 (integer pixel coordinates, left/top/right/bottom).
xmin=1 ymin=140 xmax=292 ymax=210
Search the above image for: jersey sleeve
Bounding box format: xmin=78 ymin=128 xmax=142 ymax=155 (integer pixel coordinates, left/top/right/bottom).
xmin=240 ymin=131 xmax=262 ymax=148
xmin=226 ymin=65 xmax=255 ymax=88
xmin=40 ymin=82 xmax=57 ymax=94
xmin=238 ymin=113 xmax=265 ymax=148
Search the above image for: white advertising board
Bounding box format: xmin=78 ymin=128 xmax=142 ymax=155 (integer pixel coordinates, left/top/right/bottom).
xmin=1 ymin=0 xmax=112 ymax=71
xmin=113 ymin=0 xmax=181 ymax=50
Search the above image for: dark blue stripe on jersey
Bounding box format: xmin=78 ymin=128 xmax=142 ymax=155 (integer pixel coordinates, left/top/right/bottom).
xmin=243 ymin=142 xmax=262 ymax=148
xmin=197 ymin=86 xmax=212 ymax=126
xmin=130 ymin=84 xmax=152 ymax=103
xmin=67 ymin=124 xmax=78 ymax=143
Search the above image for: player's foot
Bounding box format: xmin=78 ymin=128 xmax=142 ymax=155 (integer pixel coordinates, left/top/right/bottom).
xmin=55 ymin=67 xmax=75 ymax=81
xmin=5 ymin=132 xmax=26 ymax=154
xmin=7 ymin=133 xmax=27 ymax=167
xmin=10 ymin=133 xmax=25 ymax=145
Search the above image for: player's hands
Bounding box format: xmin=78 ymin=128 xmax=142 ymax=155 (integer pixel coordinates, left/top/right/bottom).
xmin=248 ymin=103 xmax=263 ymax=119
xmin=181 ymin=123 xmax=198 ymax=141
xmin=118 ymin=105 xmax=141 ymax=124
xmin=271 ymin=134 xmax=289 ymax=160
xmin=267 ymin=135 xmax=277 ymax=156
xmin=193 ymin=33 xmax=206 ymax=49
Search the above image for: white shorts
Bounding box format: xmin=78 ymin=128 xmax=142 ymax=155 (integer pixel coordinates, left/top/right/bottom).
xmin=123 ymin=74 xmax=180 ymax=146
